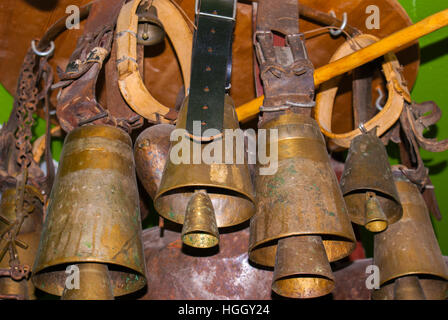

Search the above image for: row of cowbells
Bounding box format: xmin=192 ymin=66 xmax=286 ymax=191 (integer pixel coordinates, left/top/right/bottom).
xmin=133 ymin=96 xmax=447 ymax=299
xmin=2 ymin=96 xmax=447 ymax=299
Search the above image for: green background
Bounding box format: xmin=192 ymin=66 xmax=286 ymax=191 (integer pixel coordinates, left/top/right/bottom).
xmin=0 ymin=0 xmax=447 ymax=255
xmin=396 ymin=0 xmax=448 ymax=256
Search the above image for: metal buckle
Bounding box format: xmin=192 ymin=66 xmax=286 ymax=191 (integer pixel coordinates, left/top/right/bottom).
xmin=195 ymin=0 xmax=237 ymax=21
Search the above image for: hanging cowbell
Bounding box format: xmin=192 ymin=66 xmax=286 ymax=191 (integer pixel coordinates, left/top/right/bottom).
xmin=372 ymin=168 xmax=448 ymax=300
xmin=32 ymin=125 xmax=147 ymax=300
xmin=0 ymin=186 xmax=43 ymax=300
xmin=249 ymin=113 xmax=356 ymax=299
xmin=134 ymin=124 xmax=175 ymax=200
xmin=136 ymin=4 xmax=165 ymax=46
xmin=153 ymin=96 xmax=256 ymax=249
xmin=340 ymin=129 xmax=402 ymax=232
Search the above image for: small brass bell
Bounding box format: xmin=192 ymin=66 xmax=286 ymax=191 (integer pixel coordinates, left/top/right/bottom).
xmin=154 ymin=96 xmax=256 ymax=248
xmin=249 ymin=113 xmax=356 ymax=298
xmin=136 ymin=5 xmax=165 ymax=46
xmin=272 ymin=236 xmax=335 ymax=298
xmin=0 ymin=186 xmax=43 ymax=300
xmin=372 ymin=168 xmax=448 ymax=300
xmin=61 ymin=263 xmax=114 ymax=300
xmin=340 ymin=129 xmax=402 ymax=232
xmin=32 ymin=125 xmax=147 ymax=299
xmin=181 ymin=190 xmax=219 ymax=249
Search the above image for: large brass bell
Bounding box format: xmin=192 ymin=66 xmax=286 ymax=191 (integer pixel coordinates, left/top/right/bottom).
xmin=372 ymin=168 xmax=448 ymax=300
xmin=0 ymin=187 xmax=43 ymax=300
xmin=249 ymin=113 xmax=356 ymax=299
xmin=154 ymin=96 xmax=256 ymax=248
xmin=136 ymin=4 xmax=165 ymax=46
xmin=32 ymin=125 xmax=147 ymax=299
xmin=340 ymin=129 xmax=402 ymax=232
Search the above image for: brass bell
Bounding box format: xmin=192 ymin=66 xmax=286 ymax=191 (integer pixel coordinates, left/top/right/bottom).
xmin=154 ymin=96 xmax=256 ymax=248
xmin=0 ymin=186 xmax=43 ymax=300
xmin=372 ymin=168 xmax=448 ymax=300
xmin=32 ymin=125 xmax=147 ymax=299
xmin=181 ymin=190 xmax=219 ymax=248
xmin=249 ymin=113 xmax=356 ymax=298
xmin=340 ymin=129 xmax=402 ymax=232
xmin=134 ymin=124 xmax=175 ymax=199
xmin=136 ymin=5 xmax=165 ymax=46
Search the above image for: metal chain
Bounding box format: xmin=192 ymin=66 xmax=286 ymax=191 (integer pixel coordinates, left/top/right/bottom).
xmin=14 ymin=49 xmax=40 ymax=169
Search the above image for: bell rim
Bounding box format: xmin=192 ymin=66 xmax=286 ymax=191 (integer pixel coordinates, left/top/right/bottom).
xmin=271 ymin=275 xmax=335 ymax=299
xmin=378 ymin=271 xmax=448 ymax=287
xmin=154 ymin=184 xmax=256 ymax=228
xmin=248 ymin=233 xmax=356 ymax=267
xmin=156 ymin=207 xmax=254 ymax=229
xmin=32 ymin=259 xmax=147 ymax=297
xmin=154 ymin=181 xmax=256 ymax=205
xmin=344 ymin=190 xmax=403 ymax=226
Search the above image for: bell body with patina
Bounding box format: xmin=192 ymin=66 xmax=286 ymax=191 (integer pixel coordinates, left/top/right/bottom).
xmin=134 ymin=124 xmax=175 ymax=199
xmin=154 ymin=96 xmax=255 ymax=229
xmin=32 ymin=125 xmax=146 ymax=298
xmin=373 ymin=169 xmax=448 ymax=299
xmin=136 ymin=5 xmax=165 ymax=46
xmin=340 ymin=130 xmax=402 ymax=232
xmin=249 ymin=113 xmax=356 ymax=298
xmin=0 ymin=187 xmax=43 ymax=299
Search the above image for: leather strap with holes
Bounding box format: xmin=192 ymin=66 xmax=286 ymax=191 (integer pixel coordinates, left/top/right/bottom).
xmin=185 ymin=0 xmax=236 ymax=139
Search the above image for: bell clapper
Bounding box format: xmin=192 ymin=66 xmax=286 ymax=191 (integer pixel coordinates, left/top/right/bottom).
xmin=364 ymin=191 xmax=388 ymax=232
xmin=272 ymin=235 xmax=335 ymax=299
xmin=181 ymin=190 xmax=219 ymax=249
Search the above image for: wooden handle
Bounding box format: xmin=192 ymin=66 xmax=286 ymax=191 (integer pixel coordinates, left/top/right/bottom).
xmin=236 ymin=9 xmax=448 ymax=122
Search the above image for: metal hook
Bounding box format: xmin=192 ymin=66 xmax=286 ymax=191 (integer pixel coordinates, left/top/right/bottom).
xmin=329 ymin=11 xmax=347 ymax=37
xmin=31 ymin=40 xmax=55 ymax=57
xmin=375 ymin=86 xmax=385 ymax=111
xmin=358 ymin=122 xmax=367 ymax=134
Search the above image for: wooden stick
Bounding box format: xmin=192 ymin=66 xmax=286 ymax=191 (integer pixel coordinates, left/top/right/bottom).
xmin=236 ymin=9 xmax=448 ymax=122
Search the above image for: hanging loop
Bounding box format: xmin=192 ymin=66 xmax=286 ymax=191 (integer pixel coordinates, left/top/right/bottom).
xmin=31 ymin=40 xmax=55 ymax=57
xmin=329 ymin=11 xmax=347 ymax=37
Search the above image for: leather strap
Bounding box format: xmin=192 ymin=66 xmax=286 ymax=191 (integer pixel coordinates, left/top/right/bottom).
xmin=116 ymin=0 xmax=192 ymax=123
xmin=56 ymin=0 xmax=128 ymax=132
xmin=254 ymin=0 xmax=314 ymax=113
xmin=185 ymin=0 xmax=236 ymax=139
xmin=315 ymin=34 xmax=410 ymax=149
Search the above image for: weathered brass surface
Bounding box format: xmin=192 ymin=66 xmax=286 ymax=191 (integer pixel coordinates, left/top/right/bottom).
xmin=272 ymin=235 xmax=335 ymax=299
xmin=373 ymin=169 xmax=448 ymax=299
xmin=340 ymin=130 xmax=402 ymax=232
xmin=32 ymin=125 xmax=146 ymax=297
xmin=61 ymin=263 xmax=114 ymax=300
xmin=181 ymin=191 xmax=219 ymax=248
xmin=372 ymin=277 xmax=448 ymax=300
xmin=154 ymin=96 xmax=255 ymax=228
xmin=0 ymin=187 xmax=43 ymax=300
xmin=249 ymin=113 xmax=355 ymax=299
xmin=393 ymin=276 xmax=426 ymax=300
xmin=249 ymin=113 xmax=356 ymax=267
xmin=134 ymin=124 xmax=175 ymax=199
